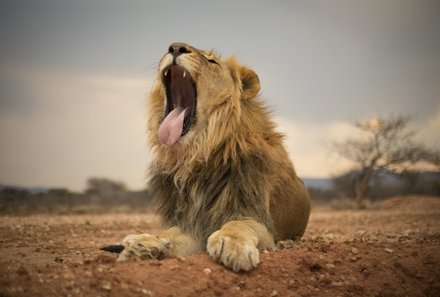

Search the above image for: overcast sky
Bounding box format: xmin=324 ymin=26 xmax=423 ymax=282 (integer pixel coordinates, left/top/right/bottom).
xmin=1 ymin=0 xmax=439 ymax=191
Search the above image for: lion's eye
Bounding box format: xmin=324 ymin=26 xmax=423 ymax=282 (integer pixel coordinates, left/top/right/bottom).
xmin=204 ymin=55 xmax=219 ymax=65
xmin=208 ymin=59 xmax=219 ymax=65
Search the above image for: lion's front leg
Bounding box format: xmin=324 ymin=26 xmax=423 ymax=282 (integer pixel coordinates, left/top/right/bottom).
xmin=207 ymin=220 xmax=275 ymax=272
xmin=117 ymin=226 xmax=202 ymax=262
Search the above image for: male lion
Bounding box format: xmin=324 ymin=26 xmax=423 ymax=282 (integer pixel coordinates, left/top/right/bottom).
xmin=117 ymin=42 xmax=310 ymax=272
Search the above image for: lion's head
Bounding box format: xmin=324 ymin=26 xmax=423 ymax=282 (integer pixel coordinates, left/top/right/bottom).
xmin=148 ymin=43 xmax=265 ymax=164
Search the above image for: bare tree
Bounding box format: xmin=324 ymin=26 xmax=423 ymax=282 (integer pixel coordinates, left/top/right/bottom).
xmin=332 ymin=114 xmax=435 ymax=208
xmin=424 ymin=150 xmax=440 ymax=171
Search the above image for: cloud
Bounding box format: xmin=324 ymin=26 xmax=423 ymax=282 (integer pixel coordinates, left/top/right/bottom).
xmin=416 ymin=107 xmax=440 ymax=148
xmin=0 ymin=70 xmax=154 ymax=191
xmin=274 ymin=117 xmax=357 ymax=178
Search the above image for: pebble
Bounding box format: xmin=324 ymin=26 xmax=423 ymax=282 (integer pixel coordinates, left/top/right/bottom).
xmin=351 ymin=247 xmax=359 ymax=255
xmin=203 ymin=268 xmax=212 ymax=275
xmin=83 ymin=258 xmax=92 ymax=264
xmin=101 ymin=282 xmax=112 ymax=291
xmin=362 ymin=268 xmax=370 ymax=277
xmin=141 ymin=289 xmax=153 ymax=296
xmin=385 ymin=248 xmax=394 ymax=253
xmin=149 ymin=260 xmax=162 ymax=266
xmin=63 ymin=272 xmax=75 ymax=280
xmin=326 ymin=263 xmax=336 ymax=274
xmin=64 ymin=281 xmax=75 ymax=290
xmin=356 ymin=230 xmax=366 ymax=236
xmin=177 ymin=256 xmax=186 ymax=262
xmin=319 ymin=273 xmax=332 ymax=284
xmin=270 ymin=290 xmax=278 ymax=296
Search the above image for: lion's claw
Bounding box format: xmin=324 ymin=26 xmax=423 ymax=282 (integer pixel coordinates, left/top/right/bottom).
xmin=117 ymin=234 xmax=170 ymax=262
xmin=207 ymin=231 xmax=259 ymax=272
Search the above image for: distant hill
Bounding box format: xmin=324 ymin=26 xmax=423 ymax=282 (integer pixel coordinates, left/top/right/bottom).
xmin=0 ymin=184 xmax=49 ymax=194
xmin=1 ymin=179 xmax=336 ymax=193
xmin=301 ymin=178 xmax=333 ymax=190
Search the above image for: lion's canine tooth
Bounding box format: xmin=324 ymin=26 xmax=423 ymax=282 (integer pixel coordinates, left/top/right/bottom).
xmin=164 ymin=69 xmax=168 ymax=77
xmin=183 ymin=71 xmax=186 ymax=78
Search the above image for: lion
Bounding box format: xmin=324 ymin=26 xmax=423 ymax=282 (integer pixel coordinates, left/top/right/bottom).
xmin=116 ymin=42 xmax=311 ymax=272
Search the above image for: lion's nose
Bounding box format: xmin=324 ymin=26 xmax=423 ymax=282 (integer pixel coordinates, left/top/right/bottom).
xmin=168 ymin=43 xmax=191 ymax=58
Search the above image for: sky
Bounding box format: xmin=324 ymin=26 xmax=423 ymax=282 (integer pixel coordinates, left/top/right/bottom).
xmin=1 ymin=0 xmax=439 ymax=191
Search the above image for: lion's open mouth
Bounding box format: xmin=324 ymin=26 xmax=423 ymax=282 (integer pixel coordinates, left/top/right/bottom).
xmin=158 ymin=65 xmax=197 ymax=146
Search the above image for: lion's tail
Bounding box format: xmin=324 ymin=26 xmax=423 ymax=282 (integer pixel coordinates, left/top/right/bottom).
xmin=100 ymin=245 xmax=124 ymax=254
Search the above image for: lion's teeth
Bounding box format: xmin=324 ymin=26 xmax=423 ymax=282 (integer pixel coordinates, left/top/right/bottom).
xmin=164 ymin=70 xmax=168 ymax=77
xmin=183 ymin=71 xmax=186 ymax=78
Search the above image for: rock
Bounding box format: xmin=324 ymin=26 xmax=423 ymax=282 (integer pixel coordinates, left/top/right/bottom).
xmin=403 ymin=229 xmax=412 ymax=237
xmin=141 ymin=289 xmax=153 ymax=296
xmin=63 ymin=272 xmax=75 ymax=280
xmin=83 ymin=258 xmax=92 ymax=265
xmin=385 ymin=248 xmax=394 ymax=253
xmin=351 ymin=247 xmax=359 ymax=255
xmin=319 ymin=273 xmax=332 ymax=284
xmin=101 ymin=282 xmax=112 ymax=291
xmin=356 ymin=230 xmax=366 ymax=236
xmin=270 ymin=290 xmax=278 ymax=296
xmin=177 ymin=256 xmax=186 ymax=262
xmin=203 ymin=268 xmax=212 ymax=275
xmin=64 ymin=280 xmax=75 ymax=290
xmin=350 ymin=256 xmax=358 ymax=262
xmin=277 ymin=240 xmax=295 ymax=249
xmin=325 ymin=263 xmax=336 ymax=274
xmin=149 ymin=260 xmax=162 ymax=266
xmin=362 ymin=268 xmax=370 ymax=277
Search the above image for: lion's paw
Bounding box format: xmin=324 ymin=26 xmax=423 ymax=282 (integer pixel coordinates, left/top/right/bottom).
xmin=207 ymin=230 xmax=259 ymax=272
xmin=117 ymin=233 xmax=170 ymax=262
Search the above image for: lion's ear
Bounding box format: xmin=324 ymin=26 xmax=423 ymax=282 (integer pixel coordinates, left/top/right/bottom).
xmin=240 ymin=66 xmax=260 ymax=99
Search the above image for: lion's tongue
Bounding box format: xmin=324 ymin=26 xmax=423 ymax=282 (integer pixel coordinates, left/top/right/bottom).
xmin=158 ymin=107 xmax=188 ymax=146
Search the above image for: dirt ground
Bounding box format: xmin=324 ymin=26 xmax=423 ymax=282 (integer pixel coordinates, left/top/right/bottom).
xmin=1 ymin=196 xmax=439 ymax=297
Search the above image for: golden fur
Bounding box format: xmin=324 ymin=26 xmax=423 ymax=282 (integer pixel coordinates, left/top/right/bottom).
xmin=117 ymin=43 xmax=311 ymax=271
